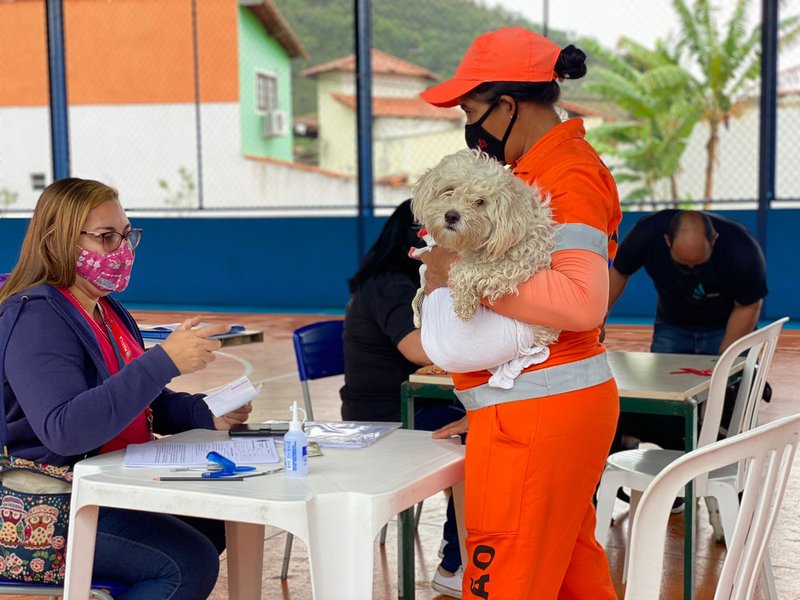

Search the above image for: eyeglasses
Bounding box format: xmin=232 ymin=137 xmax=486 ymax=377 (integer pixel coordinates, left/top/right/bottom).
xmin=80 ymin=228 xmax=142 ymax=252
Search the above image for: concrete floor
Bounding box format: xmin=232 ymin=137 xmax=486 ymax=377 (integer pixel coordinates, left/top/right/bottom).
xmin=7 ymin=317 xmax=800 ymax=599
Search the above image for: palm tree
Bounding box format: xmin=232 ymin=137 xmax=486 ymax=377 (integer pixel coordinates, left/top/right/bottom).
xmin=583 ymin=38 xmax=702 ymax=205
xmin=671 ymin=0 xmax=800 ymax=200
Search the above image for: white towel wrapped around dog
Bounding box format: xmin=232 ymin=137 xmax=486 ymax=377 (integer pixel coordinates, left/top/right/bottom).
xmin=421 ymin=288 xmax=549 ymax=389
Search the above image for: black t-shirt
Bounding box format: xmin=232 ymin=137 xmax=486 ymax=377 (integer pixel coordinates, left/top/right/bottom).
xmin=339 ymin=270 xmax=419 ymax=421
xmin=613 ymin=210 xmax=767 ymax=329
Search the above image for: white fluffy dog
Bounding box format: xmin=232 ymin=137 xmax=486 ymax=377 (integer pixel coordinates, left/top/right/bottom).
xmin=411 ymin=149 xmax=559 ymax=348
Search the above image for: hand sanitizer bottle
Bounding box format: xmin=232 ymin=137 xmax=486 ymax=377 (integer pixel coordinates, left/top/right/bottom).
xmin=284 ymin=401 xmax=308 ymax=477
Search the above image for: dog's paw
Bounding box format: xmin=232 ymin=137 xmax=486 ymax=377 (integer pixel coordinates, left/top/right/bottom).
xmin=451 ymin=287 xmax=480 ymax=322
xmin=531 ymin=326 xmax=560 ymax=347
xmin=453 ymin=300 xmax=479 ymax=322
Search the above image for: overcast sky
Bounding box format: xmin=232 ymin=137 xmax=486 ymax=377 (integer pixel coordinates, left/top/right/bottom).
xmin=486 ymin=0 xmax=800 ymax=76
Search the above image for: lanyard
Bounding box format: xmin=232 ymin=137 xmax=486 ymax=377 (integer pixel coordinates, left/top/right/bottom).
xmin=97 ymin=305 xmax=126 ymax=371
xmin=96 ymin=304 xmax=153 ymax=436
xmin=73 ymin=295 xmax=153 ymax=438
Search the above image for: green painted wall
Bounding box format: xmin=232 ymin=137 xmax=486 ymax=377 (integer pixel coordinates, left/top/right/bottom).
xmin=237 ymin=7 xmax=294 ymax=161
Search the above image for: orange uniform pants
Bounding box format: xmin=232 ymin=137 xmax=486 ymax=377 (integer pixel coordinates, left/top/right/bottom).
xmin=462 ymin=378 xmax=619 ymax=599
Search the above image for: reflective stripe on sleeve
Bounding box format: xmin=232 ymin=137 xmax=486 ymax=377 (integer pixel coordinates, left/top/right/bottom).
xmin=455 ymin=353 xmax=613 ymax=411
xmin=554 ymin=224 xmax=609 ymax=260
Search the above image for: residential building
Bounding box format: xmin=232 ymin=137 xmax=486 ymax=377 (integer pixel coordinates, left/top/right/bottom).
xmin=0 ymin=0 xmax=307 ymax=210
xmin=302 ymin=49 xmax=465 ymax=184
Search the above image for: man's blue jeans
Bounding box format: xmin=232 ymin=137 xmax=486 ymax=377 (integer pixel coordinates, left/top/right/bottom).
xmin=612 ymin=321 xmax=726 ymax=455
xmin=92 ymin=508 xmax=223 ymax=599
xmin=651 ymin=321 xmax=725 ymax=355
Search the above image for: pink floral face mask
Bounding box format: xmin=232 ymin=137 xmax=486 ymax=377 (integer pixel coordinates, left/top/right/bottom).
xmin=75 ymin=243 xmax=135 ymax=292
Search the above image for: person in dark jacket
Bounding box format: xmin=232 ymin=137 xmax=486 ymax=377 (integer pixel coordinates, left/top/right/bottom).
xmin=0 ymin=178 xmax=251 ymax=599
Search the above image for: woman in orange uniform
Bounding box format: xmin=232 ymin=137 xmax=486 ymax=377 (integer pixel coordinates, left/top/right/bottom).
xmin=419 ymin=27 xmax=621 ymax=599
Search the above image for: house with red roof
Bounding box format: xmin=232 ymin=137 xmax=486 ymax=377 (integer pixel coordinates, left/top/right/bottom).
xmin=301 ymin=49 xmax=619 ymax=184
xmin=302 ymin=49 xmax=465 ymax=183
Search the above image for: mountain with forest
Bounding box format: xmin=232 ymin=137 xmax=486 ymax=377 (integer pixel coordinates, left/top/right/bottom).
xmin=271 ymin=0 xmax=596 ymax=117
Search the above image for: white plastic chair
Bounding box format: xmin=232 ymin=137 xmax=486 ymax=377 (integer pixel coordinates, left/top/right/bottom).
xmin=625 ymin=412 xmax=800 ymax=600
xmin=595 ymin=317 xmax=788 ymax=597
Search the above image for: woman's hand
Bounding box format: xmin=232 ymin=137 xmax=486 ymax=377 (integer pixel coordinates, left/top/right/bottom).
xmin=213 ymin=403 xmax=253 ymax=430
xmin=420 ymin=247 xmax=457 ymax=294
xmin=432 ymin=416 xmax=469 ymax=439
xmin=160 ymin=316 xmax=229 ymax=375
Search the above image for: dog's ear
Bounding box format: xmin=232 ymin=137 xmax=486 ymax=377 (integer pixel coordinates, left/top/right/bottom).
xmin=484 ymin=179 xmax=534 ymax=259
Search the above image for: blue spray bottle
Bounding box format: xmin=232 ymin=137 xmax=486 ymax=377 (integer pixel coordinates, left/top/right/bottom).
xmin=284 ymin=401 xmax=308 ymax=477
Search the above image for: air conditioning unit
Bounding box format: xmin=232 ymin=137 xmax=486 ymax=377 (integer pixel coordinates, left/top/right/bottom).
xmin=261 ymin=110 xmax=288 ymax=138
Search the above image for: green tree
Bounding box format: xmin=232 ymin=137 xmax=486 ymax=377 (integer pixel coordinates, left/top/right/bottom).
xmin=271 ymin=0 xmax=578 ymax=117
xmin=584 ymin=38 xmax=702 ymax=204
xmin=158 ymin=167 xmax=196 ymax=209
xmin=671 ymin=0 xmax=800 ymax=199
xmin=0 ymin=187 xmax=19 ymax=213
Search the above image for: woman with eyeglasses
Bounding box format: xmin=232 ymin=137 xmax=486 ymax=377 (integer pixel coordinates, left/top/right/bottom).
xmin=0 ymin=178 xmax=250 ymax=599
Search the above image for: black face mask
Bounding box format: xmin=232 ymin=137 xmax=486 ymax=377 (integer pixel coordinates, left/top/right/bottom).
xmin=464 ymin=100 xmax=518 ymax=164
xmin=673 ymin=261 xmax=708 ymax=277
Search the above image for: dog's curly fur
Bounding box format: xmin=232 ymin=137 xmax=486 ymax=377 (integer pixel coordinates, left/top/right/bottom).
xmin=412 ymin=149 xmax=560 ymax=348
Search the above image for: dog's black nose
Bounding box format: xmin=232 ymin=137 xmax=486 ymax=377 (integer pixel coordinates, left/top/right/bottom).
xmin=444 ymin=210 xmax=460 ymax=225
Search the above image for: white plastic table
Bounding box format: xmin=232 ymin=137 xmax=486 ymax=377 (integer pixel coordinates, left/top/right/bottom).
xmin=63 ymin=429 xmax=466 ymax=600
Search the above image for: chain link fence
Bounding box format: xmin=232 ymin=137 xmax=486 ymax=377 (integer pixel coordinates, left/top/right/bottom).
xmin=0 ymin=0 xmax=798 ymax=214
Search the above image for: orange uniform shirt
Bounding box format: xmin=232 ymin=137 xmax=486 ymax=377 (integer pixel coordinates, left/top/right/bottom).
xmin=452 ymin=118 xmax=622 ymax=391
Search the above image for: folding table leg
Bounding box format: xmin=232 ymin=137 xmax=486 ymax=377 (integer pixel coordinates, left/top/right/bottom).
xmin=398 ymin=507 xmax=415 ymax=599
xmin=452 ymin=481 xmax=467 ymax=572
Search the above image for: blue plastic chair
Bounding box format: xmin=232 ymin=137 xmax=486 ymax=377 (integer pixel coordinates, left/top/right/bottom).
xmin=0 ymin=578 xmax=128 ymax=599
xmin=292 ymin=320 xmax=345 ymax=422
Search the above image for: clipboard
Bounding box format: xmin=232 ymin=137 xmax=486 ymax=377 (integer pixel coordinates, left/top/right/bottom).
xmin=140 ymin=323 xmax=246 ymax=339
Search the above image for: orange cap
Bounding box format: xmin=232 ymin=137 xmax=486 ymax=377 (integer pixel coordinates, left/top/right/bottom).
xmin=420 ymin=27 xmax=561 ymax=108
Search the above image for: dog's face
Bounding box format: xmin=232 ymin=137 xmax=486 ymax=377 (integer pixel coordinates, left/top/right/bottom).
xmin=412 ymin=149 xmax=538 ymax=258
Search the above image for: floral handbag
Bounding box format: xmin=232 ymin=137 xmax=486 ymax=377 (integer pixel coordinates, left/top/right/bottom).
xmin=0 ymin=457 xmax=72 ymax=584
xmin=0 ymin=292 xmax=73 ymax=584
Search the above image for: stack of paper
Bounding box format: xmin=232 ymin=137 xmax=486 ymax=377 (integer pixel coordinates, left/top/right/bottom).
xmin=124 ymin=438 xmax=279 ymax=467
